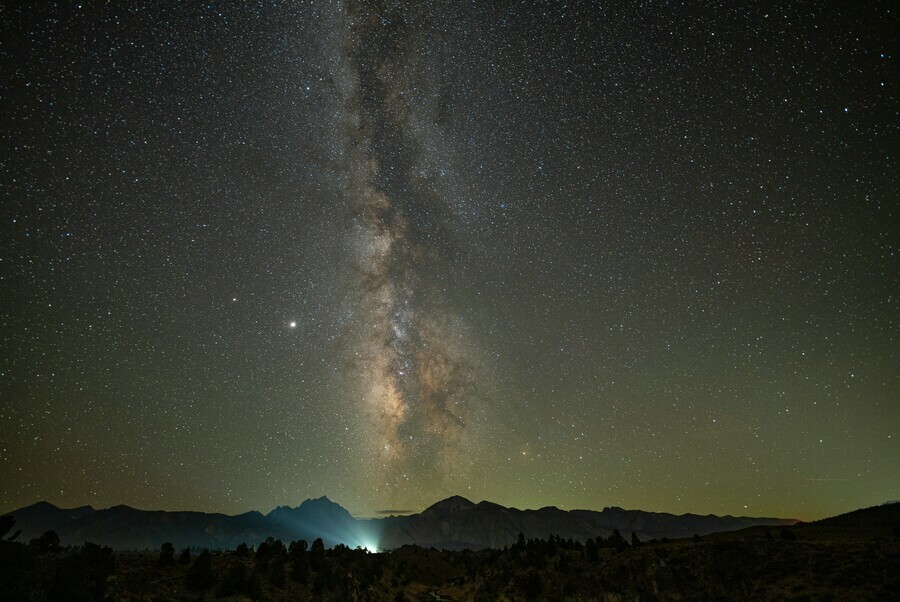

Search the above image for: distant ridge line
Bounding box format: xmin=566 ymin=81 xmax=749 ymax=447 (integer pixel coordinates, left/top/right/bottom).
xmin=4 ymin=496 xmax=797 ymax=551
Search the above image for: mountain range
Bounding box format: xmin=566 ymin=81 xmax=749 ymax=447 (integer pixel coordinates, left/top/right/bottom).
xmin=5 ymin=496 xmax=796 ymax=551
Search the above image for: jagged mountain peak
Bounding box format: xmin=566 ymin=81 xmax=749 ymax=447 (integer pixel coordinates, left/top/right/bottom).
xmin=266 ymin=497 xmax=356 ymax=526
xmin=423 ymin=495 xmax=477 ymax=515
xmin=298 ymin=495 xmax=339 ymax=509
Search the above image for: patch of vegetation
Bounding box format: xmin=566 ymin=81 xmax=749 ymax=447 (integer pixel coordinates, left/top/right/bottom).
xmin=0 ymin=516 xmax=116 ymax=601
xmin=5 ymin=512 xmax=899 ymax=601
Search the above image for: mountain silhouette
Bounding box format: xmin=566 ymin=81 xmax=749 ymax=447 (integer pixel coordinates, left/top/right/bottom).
xmin=265 ymin=496 xmax=378 ymax=547
xmin=8 ymin=501 xmax=95 ymax=539
xmin=5 ymin=496 xmax=797 ymax=551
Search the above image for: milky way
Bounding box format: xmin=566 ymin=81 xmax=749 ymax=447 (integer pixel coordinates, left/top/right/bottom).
xmin=332 ymin=1 xmax=480 ymax=498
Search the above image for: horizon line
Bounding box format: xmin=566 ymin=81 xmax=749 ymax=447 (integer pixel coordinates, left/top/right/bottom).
xmin=2 ymin=495 xmax=818 ymax=521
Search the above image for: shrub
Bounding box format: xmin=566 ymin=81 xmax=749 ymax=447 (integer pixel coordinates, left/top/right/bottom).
xmin=186 ymin=549 xmax=214 ymax=589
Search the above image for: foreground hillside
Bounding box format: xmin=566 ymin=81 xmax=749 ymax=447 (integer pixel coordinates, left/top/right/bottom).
xmin=2 ymin=503 xmax=898 ymax=601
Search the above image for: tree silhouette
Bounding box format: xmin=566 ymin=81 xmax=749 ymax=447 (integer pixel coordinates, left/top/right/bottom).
xmin=0 ymin=515 xmax=14 ymax=538
xmin=33 ymin=530 xmax=60 ymax=553
xmin=158 ymin=542 xmax=175 ymax=566
xmin=310 ymin=537 xmax=325 ymax=571
xmin=270 ymin=538 xmax=286 ymax=557
xmin=290 ymin=540 xmax=310 ymax=583
xmin=179 ymin=547 xmax=191 ymax=564
xmin=585 ymin=537 xmax=599 ymax=562
xmin=607 ymin=529 xmax=628 ymax=552
xmin=631 ymin=532 xmax=642 ymax=548
xmin=289 ymin=539 xmax=308 ymax=558
xmin=186 ymin=549 xmax=214 ymax=589
xmin=81 ymin=542 xmax=116 ymax=598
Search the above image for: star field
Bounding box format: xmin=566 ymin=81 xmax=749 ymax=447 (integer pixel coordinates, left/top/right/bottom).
xmin=1 ymin=1 xmax=897 ymax=520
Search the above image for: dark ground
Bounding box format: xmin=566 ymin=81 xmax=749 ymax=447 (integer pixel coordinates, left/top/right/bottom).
xmin=2 ymin=503 xmax=898 ymax=601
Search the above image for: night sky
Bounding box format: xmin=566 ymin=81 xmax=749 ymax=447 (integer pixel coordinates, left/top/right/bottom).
xmin=2 ymin=1 xmax=897 ymax=521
